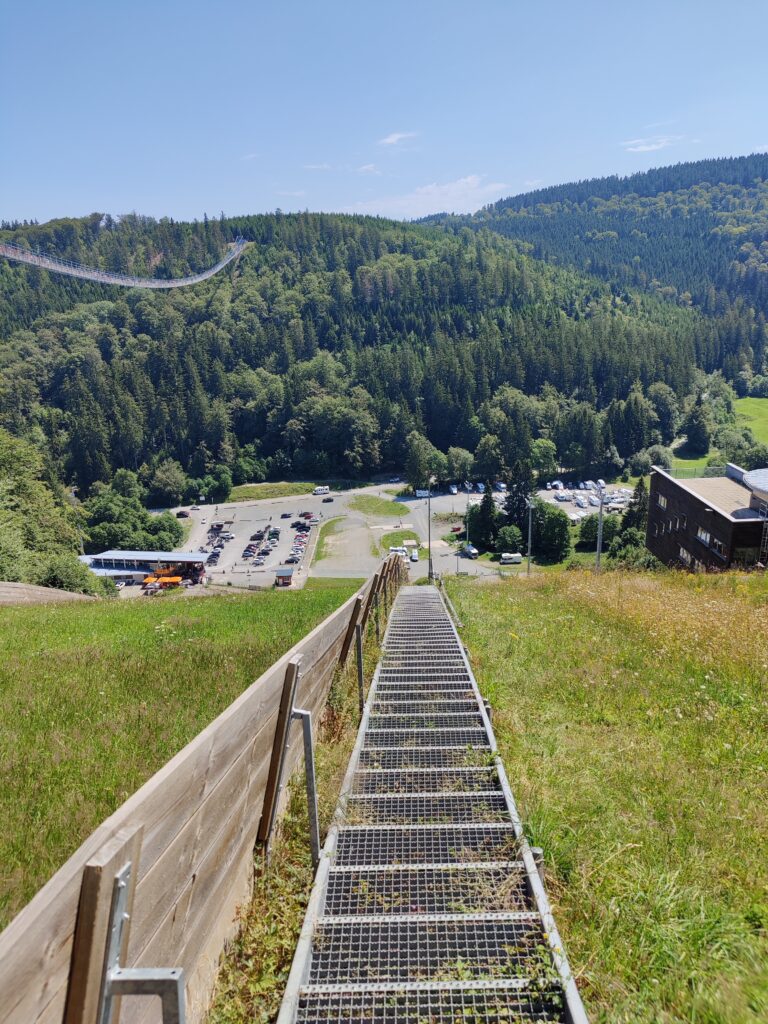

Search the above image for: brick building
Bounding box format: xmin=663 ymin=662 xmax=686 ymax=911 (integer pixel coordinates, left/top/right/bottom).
xmin=646 ymin=464 xmax=768 ymax=570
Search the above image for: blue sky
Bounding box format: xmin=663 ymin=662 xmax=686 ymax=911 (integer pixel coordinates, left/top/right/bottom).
xmin=2 ymin=0 xmax=767 ymax=224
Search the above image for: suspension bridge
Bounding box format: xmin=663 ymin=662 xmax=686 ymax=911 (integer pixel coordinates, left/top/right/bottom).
xmin=0 ymin=236 xmax=247 ymax=289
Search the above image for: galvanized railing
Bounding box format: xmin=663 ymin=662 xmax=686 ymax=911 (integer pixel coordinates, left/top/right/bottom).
xmin=277 ymin=585 xmax=589 ymax=1023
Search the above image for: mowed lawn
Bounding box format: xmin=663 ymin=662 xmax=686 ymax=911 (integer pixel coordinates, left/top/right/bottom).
xmin=736 ymin=396 xmax=768 ymax=445
xmin=0 ymin=583 xmax=358 ymax=930
xmin=447 ymin=571 xmax=768 ymax=1024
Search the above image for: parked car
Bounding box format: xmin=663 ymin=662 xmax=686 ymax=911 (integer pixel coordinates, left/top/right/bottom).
xmin=322 ymin=496 xmax=334 ymax=503
xmin=476 ymin=482 xmax=485 ymax=493
xmin=190 ymin=505 xmax=200 ymax=510
xmin=462 ymin=544 xmax=479 ymax=559
xmin=410 ymin=550 xmax=419 ymax=562
xmin=176 ymin=510 xmax=190 ymax=518
xmin=254 ymin=557 xmax=265 ymax=566
xmin=285 ymin=556 xmax=300 ymax=564
xmin=281 ymin=512 xmax=292 ymax=519
xmin=448 ymin=484 xmax=458 ymax=495
xmin=500 ymin=552 xmax=522 ymax=564
xmin=389 ymin=476 xmax=401 ymax=484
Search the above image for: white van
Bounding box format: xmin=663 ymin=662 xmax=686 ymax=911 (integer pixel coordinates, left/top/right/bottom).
xmin=313 ymin=485 xmax=330 ymax=495
xmin=500 ymin=552 xmax=522 ymax=565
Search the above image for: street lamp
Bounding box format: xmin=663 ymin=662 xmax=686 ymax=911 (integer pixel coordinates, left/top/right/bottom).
xmin=427 ymin=475 xmax=436 ymax=581
xmin=526 ymin=498 xmax=534 ymax=576
xmin=595 ymin=483 xmax=606 ymax=572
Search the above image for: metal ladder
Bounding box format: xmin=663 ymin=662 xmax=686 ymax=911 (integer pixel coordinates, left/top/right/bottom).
xmin=278 ymin=585 xmax=589 ymax=1023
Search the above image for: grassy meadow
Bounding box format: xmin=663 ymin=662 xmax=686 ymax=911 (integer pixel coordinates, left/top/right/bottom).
xmin=0 ymin=581 xmax=359 ymax=929
xmin=735 ymin=396 xmax=768 ymax=445
xmin=348 ymin=494 xmax=403 ymax=517
xmin=228 ymin=481 xmax=316 ymax=502
xmin=380 ymin=529 xmax=421 ymax=556
xmin=447 ymin=570 xmax=768 ymax=1024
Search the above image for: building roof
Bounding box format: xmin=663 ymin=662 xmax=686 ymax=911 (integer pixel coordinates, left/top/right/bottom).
xmin=87 ymin=550 xmax=204 ymax=563
xmin=744 ymin=468 xmax=768 ymax=502
xmin=668 ymin=475 xmax=761 ymax=520
xmin=275 ymin=567 xmax=295 ymax=578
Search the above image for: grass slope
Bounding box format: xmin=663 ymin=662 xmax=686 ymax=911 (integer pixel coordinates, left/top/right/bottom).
xmin=0 ymin=582 xmax=358 ymax=929
xmin=736 ymin=397 xmax=768 ymax=446
xmin=380 ymin=529 xmax=421 ymax=557
xmin=446 ymin=570 xmax=768 ymax=1024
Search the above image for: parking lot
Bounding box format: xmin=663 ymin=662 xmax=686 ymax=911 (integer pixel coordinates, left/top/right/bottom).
xmin=534 ymin=480 xmax=635 ymax=523
xmin=181 ymin=493 xmax=341 ymax=587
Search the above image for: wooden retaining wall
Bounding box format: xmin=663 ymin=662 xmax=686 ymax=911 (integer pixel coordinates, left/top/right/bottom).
xmin=0 ymin=557 xmax=403 ymax=1024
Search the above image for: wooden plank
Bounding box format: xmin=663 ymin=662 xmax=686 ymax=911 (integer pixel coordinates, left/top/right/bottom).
xmin=64 ymin=827 xmax=143 ymax=1024
xmin=359 ymin=570 xmax=381 ymax=631
xmin=127 ymin=726 xmax=271 ymax=951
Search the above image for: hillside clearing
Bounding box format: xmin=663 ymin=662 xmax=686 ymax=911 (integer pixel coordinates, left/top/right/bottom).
xmin=0 ymin=580 xmax=359 ymax=930
xmin=446 ymin=570 xmax=768 ymax=1024
xmin=735 ymin=396 xmax=768 ymax=446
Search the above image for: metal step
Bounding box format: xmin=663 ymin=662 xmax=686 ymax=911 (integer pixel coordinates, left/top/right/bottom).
xmin=322 ymin=862 xmax=531 ymax=916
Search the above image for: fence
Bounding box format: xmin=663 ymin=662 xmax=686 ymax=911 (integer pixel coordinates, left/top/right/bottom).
xmin=0 ymin=556 xmax=405 ymax=1024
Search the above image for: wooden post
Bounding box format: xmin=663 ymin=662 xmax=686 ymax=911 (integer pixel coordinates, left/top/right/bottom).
xmin=355 ymin=624 xmax=365 ymax=718
xmin=359 ymin=571 xmax=380 ymax=633
xmin=338 ymin=595 xmax=363 ymax=668
xmin=64 ymin=826 xmax=143 ymax=1024
xmin=257 ymin=657 xmax=301 ymax=844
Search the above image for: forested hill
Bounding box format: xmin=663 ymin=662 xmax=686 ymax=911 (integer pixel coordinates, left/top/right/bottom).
xmin=0 ymin=209 xmax=764 ymax=513
xmin=430 ymin=154 xmax=768 ymax=381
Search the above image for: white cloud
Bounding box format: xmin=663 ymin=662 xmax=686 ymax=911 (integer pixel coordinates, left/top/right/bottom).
xmin=357 ymin=163 xmax=381 ymax=174
xmin=276 ymin=189 xmax=306 ymax=198
xmin=349 ymin=174 xmax=507 ymax=220
xmin=523 ymin=178 xmax=543 ymax=189
xmin=378 ymin=131 xmax=418 ymax=146
xmin=304 ymin=162 xmax=331 ymax=170
xmin=621 ymin=134 xmax=685 ymax=153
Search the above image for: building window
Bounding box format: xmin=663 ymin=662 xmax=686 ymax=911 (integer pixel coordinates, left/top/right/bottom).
xmin=669 ymin=520 xmax=673 ymax=533
xmin=679 ymin=546 xmax=692 ymax=566
xmin=697 ymin=526 xmax=711 ymax=546
xmin=681 ymin=514 xmax=687 ymax=529
xmin=652 ymin=523 xmax=658 ymax=536
xmin=711 ymin=537 xmax=726 ymax=558
xmin=657 ymin=494 xmax=668 ymax=510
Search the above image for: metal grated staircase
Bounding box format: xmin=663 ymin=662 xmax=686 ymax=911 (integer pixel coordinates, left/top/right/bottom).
xmin=278 ymin=586 xmax=589 ymax=1024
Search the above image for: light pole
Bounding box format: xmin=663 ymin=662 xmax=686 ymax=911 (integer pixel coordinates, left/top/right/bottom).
xmin=595 ymin=483 xmax=605 ymax=572
xmin=526 ymin=498 xmax=534 ymax=576
xmin=427 ymin=475 xmax=435 ymax=581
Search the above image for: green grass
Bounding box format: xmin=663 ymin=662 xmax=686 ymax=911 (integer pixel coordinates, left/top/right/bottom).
xmin=736 ymin=396 xmax=768 ymax=445
xmin=313 ymin=516 xmax=345 ymax=562
xmin=379 ymin=529 xmax=421 ymax=556
xmin=446 ymin=570 xmax=768 ymax=1023
xmin=348 ymin=494 xmax=403 ymax=517
xmin=0 ymin=582 xmax=359 ymax=929
xmin=229 ymin=481 xmax=316 ymax=502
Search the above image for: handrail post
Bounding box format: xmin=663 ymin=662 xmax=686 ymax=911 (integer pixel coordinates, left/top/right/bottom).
xmin=292 ymin=710 xmax=320 ymax=869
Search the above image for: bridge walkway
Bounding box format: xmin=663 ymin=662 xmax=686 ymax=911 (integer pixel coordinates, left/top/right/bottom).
xmin=278 ymin=584 xmax=588 ymax=1024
